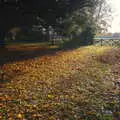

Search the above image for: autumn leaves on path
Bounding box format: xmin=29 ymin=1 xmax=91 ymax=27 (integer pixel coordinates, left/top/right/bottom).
xmin=0 ymin=46 xmax=119 ymax=119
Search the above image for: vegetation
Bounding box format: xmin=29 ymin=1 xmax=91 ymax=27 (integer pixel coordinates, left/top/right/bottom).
xmin=0 ymin=0 xmax=118 ymax=120
xmin=0 ymin=45 xmax=120 ymax=119
xmin=0 ymin=0 xmax=111 ymax=48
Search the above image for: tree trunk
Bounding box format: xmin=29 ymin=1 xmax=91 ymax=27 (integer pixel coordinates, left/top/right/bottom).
xmin=0 ymin=30 xmax=6 ymax=48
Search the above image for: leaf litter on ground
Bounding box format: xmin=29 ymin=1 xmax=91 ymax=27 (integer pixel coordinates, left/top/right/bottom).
xmin=0 ymin=45 xmax=120 ymax=119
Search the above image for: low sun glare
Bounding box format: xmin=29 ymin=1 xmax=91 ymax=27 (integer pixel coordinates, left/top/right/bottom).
xmin=108 ymin=0 xmax=120 ymax=33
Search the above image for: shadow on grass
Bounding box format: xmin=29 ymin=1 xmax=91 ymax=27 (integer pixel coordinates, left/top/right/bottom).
xmin=0 ymin=45 xmax=59 ymax=66
xmin=0 ymin=39 xmax=93 ymax=66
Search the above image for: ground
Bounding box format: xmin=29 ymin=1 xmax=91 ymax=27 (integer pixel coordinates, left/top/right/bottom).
xmin=0 ymin=44 xmax=120 ymax=120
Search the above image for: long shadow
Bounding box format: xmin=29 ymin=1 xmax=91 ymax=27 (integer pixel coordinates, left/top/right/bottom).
xmin=0 ymin=45 xmax=59 ymax=66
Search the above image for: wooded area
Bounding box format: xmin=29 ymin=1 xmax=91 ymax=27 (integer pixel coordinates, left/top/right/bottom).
xmin=0 ymin=0 xmax=111 ymax=48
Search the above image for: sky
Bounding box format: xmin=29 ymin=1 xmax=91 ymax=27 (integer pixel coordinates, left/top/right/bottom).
xmin=108 ymin=0 xmax=120 ymax=33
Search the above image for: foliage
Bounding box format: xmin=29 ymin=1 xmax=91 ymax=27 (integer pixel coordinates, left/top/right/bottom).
xmin=0 ymin=0 xmax=96 ymax=30
xmin=0 ymin=0 xmax=111 ymax=47
xmin=59 ymin=0 xmax=112 ymax=48
xmin=61 ymin=26 xmax=95 ymax=49
xmin=93 ymin=0 xmax=112 ymax=34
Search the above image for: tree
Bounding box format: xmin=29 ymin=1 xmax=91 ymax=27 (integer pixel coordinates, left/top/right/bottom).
xmin=59 ymin=0 xmax=112 ymax=48
xmin=93 ymin=0 xmax=112 ymax=34
xmin=0 ymin=0 xmax=111 ymax=47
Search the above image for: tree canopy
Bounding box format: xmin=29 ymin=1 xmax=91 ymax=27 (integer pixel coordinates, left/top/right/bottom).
xmin=0 ymin=0 xmax=111 ymax=47
xmin=0 ymin=0 xmax=96 ymax=28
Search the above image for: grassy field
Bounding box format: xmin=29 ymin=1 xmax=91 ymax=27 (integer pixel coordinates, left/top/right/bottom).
xmin=0 ymin=44 xmax=120 ymax=120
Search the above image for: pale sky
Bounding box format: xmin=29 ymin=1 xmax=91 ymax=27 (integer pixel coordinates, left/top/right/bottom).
xmin=108 ymin=0 xmax=120 ymax=33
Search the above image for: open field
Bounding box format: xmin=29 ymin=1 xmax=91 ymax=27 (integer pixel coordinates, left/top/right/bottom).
xmin=0 ymin=44 xmax=120 ymax=120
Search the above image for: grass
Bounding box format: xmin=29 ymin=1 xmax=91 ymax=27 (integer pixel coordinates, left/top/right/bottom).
xmin=0 ymin=44 xmax=120 ymax=120
xmin=103 ymin=115 xmax=113 ymax=120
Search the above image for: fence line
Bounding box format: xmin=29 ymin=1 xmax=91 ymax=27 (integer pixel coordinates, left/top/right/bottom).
xmin=94 ymin=38 xmax=120 ymax=46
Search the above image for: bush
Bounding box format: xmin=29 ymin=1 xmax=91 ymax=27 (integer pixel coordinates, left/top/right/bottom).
xmin=60 ymin=26 xmax=95 ymax=49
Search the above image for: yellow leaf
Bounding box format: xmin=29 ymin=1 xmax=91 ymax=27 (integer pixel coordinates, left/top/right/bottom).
xmin=17 ymin=113 xmax=23 ymax=119
xmin=48 ymin=94 xmax=54 ymax=99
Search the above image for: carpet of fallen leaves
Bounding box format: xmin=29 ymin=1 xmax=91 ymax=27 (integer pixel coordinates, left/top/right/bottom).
xmin=0 ymin=45 xmax=120 ymax=120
